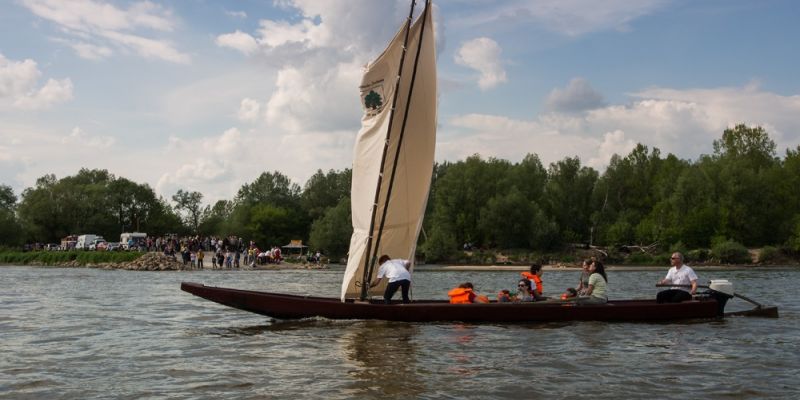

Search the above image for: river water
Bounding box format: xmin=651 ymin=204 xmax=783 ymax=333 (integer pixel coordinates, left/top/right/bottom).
xmin=1 ymin=265 xmax=798 ymax=399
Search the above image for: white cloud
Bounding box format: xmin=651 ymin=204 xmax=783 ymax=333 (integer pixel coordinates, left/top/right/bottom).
xmin=450 ymin=0 xmax=668 ymax=37
xmin=61 ymin=126 xmax=115 ymax=148
xmin=21 ymin=0 xmax=189 ymax=63
xmin=67 ymin=41 xmax=114 ymax=60
xmin=215 ymin=30 xmax=259 ymax=55
xmin=237 ymin=98 xmax=262 ymax=122
xmin=588 ymin=130 xmax=636 ymax=168
xmin=153 ymin=126 xmax=354 ymax=202
xmin=0 ymin=53 xmax=73 ymax=110
xmin=101 ymin=30 xmax=189 ymax=64
xmin=454 ymin=37 xmax=507 ymax=90
xmin=546 ymin=77 xmax=606 ymax=112
xmin=441 ymin=84 xmax=800 ymax=171
xmin=264 ymin=58 xmax=362 ymax=132
xmin=225 ymin=10 xmax=247 ymax=19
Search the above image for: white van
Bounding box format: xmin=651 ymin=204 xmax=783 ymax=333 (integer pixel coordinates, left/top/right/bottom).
xmin=120 ymin=232 xmax=147 ymax=250
xmin=76 ymin=234 xmax=99 ymax=250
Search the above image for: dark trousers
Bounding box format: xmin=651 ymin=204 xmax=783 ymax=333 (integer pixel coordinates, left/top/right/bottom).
xmin=657 ymin=289 xmax=692 ymax=303
xmin=384 ymin=279 xmax=411 ymax=304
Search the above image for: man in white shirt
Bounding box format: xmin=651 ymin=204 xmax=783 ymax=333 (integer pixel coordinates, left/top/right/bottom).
xmin=656 ymin=252 xmax=699 ymax=303
xmin=369 ymin=254 xmax=412 ymax=304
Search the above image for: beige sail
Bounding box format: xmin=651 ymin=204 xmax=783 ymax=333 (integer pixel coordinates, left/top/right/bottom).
xmin=340 ymin=3 xmax=437 ymax=301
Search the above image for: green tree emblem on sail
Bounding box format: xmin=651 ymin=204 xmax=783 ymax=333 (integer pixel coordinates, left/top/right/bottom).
xmin=364 ymin=90 xmax=383 ymax=110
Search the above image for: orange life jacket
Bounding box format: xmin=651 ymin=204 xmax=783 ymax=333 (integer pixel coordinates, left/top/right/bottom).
xmin=448 ymin=287 xmax=475 ymax=304
xmin=521 ymin=272 xmax=543 ymax=295
xmin=561 ymin=293 xmax=569 ymax=300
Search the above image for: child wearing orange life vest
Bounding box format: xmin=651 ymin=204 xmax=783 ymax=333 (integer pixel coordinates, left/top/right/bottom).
xmin=560 ymin=287 xmax=578 ymax=300
xmin=448 ymin=282 xmax=489 ymax=304
xmin=497 ymin=289 xmax=513 ymax=302
xmin=520 ymin=263 xmax=548 ymax=301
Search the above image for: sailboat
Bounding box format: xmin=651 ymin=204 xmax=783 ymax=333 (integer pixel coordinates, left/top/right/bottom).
xmin=181 ymin=0 xmax=776 ymax=322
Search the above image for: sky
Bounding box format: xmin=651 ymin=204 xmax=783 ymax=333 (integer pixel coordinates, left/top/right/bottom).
xmin=1 ymin=0 xmax=799 ymax=206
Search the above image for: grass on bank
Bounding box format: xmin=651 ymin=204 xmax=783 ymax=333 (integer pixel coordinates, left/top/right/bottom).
xmin=0 ymin=250 xmax=143 ymax=266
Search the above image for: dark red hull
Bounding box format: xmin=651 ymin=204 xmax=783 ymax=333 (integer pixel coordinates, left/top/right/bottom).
xmin=181 ymin=282 xmax=724 ymax=322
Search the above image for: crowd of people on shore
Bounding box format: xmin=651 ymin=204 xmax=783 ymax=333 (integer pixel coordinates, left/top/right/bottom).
xmin=143 ymin=235 xmax=322 ymax=270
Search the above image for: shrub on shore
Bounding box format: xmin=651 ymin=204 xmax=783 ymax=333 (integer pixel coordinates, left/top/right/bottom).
xmin=0 ymin=250 xmax=141 ymax=266
xmin=711 ymin=240 xmax=750 ymax=264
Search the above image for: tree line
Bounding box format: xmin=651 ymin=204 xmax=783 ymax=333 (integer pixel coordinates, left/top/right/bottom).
xmin=2 ymin=124 xmax=799 ymax=262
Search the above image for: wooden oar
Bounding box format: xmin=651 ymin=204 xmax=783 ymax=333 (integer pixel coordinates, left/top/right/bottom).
xmin=656 ymin=283 xmax=778 ymax=318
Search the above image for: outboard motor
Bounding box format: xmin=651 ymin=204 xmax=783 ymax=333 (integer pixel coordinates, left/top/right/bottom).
xmin=706 ymin=279 xmax=734 ymax=316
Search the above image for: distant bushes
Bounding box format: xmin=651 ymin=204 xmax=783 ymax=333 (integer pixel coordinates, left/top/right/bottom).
xmin=687 ymin=248 xmax=710 ymax=263
xmin=757 ymin=246 xmax=780 ymax=263
xmin=0 ymin=251 xmax=141 ymax=266
xmin=711 ymin=240 xmax=750 ymax=264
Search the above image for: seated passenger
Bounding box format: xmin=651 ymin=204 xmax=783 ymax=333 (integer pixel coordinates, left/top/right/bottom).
xmin=497 ymin=289 xmax=513 ymax=303
xmin=448 ymin=282 xmax=489 ymax=304
xmin=520 ymin=264 xmax=548 ymax=301
xmin=560 ymin=287 xmax=578 ymax=300
xmin=577 ymin=259 xmax=592 ymax=295
xmin=515 ymin=279 xmax=534 ymax=302
xmin=577 ymin=260 xmax=608 ymax=304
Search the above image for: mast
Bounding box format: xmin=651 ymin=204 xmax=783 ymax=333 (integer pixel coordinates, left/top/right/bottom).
xmin=358 ymin=0 xmax=429 ymax=300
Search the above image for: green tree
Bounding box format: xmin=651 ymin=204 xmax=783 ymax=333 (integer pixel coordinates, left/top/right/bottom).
xmin=172 ymin=190 xmax=203 ymax=234
xmin=235 ymin=171 xmax=301 ymax=208
xmin=301 ymin=168 xmax=351 ymax=221
xmin=480 ymin=188 xmax=533 ymax=248
xmin=712 ymin=124 xmax=781 ymax=245
xmin=109 ymin=178 xmax=158 ymax=233
xmin=309 ymin=197 xmax=352 ymax=259
xmin=0 ymin=184 xmax=22 ymax=246
xmin=198 ymin=200 xmax=233 ymax=235
xmin=544 ymin=157 xmax=598 ymax=245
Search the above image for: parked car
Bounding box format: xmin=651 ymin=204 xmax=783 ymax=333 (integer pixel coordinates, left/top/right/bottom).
xmin=88 ymin=238 xmax=108 ymax=251
xmin=44 ymin=243 xmax=60 ymax=251
xmin=106 ymin=242 xmax=122 ymax=251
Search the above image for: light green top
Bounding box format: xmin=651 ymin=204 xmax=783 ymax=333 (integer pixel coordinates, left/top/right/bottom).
xmin=588 ymin=273 xmax=607 ymax=299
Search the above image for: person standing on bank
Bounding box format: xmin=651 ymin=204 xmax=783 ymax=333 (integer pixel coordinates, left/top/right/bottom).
xmin=369 ymin=255 xmax=412 ymax=304
xmin=657 ymin=252 xmax=698 ymax=303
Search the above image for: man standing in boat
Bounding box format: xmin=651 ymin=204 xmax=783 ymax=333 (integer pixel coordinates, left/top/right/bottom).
xmin=656 ymin=252 xmax=698 ymax=303
xmin=369 ymin=255 xmax=412 ymax=304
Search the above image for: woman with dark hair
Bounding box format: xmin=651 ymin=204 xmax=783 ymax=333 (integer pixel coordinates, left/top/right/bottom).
xmin=578 ymin=260 xmax=608 ymax=304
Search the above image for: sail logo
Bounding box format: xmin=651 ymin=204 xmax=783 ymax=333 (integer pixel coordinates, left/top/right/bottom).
xmin=360 ymin=80 xmax=386 ymax=117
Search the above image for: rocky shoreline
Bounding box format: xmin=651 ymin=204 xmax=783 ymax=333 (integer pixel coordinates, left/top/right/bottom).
xmin=19 ymin=252 xmax=329 ymax=271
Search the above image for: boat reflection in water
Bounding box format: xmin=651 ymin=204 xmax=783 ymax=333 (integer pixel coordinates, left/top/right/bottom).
xmin=339 ymin=321 xmax=425 ymax=397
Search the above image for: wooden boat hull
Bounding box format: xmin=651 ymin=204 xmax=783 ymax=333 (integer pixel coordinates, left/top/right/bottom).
xmin=181 ymin=282 xmax=724 ymax=322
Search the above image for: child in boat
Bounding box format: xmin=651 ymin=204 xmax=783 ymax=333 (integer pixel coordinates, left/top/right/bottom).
xmin=560 ymin=287 xmax=578 ymax=300
xmin=521 ymin=263 xmax=548 ymax=301
xmin=497 ymin=289 xmax=513 ymax=302
xmin=448 ymin=282 xmax=489 ymax=304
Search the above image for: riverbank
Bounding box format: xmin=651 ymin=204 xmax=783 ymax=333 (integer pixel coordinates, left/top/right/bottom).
xmin=0 ymin=250 xmax=327 ymax=271
xmin=413 ymin=264 xmax=799 ymax=272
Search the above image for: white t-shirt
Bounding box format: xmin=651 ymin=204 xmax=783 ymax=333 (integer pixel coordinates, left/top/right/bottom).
xmin=377 ymin=259 xmax=411 ymax=282
xmin=665 ymin=265 xmax=699 ymax=292
xmin=588 ymin=273 xmax=607 ymax=300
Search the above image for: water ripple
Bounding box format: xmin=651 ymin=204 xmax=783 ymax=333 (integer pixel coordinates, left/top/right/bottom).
xmin=1 ymin=266 xmax=798 ymax=399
